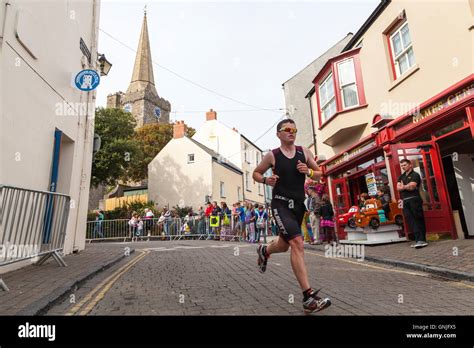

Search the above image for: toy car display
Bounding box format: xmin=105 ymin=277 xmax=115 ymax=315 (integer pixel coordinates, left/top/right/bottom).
xmin=355 ymin=198 xmax=404 ymax=229
xmin=337 ymin=206 xmax=360 ymax=228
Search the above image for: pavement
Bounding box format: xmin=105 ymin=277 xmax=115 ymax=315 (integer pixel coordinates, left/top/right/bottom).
xmin=304 ymin=238 xmax=474 ymax=282
xmin=0 ymin=243 xmax=134 ymax=315
xmin=0 ymin=236 xmax=472 ymax=315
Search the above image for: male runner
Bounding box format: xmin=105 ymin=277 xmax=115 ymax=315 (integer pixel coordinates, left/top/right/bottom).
xmin=252 ymin=119 xmax=331 ymax=314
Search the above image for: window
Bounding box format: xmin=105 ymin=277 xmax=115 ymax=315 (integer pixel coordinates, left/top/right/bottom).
xmin=187 ymin=154 xmax=195 ymax=163
xmin=237 ymin=186 xmax=242 ymax=201
xmin=337 ymin=59 xmax=359 ymax=109
xmin=256 ymin=152 xmax=259 ymax=165
xmin=319 ymin=73 xmax=336 ymax=122
xmin=314 ymin=48 xmax=366 ymax=128
xmin=433 ymin=119 xmax=464 ymax=138
xmin=258 ymin=183 xmax=262 ymax=195
xmin=389 ymin=22 xmax=415 ymax=78
xmin=220 ymin=181 xmax=225 ymax=198
xmin=245 ymin=171 xmax=251 ymax=191
xmin=244 ymin=144 xmax=249 ymax=163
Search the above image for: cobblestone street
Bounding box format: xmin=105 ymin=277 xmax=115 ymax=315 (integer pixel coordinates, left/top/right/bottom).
xmin=45 ymin=240 xmax=474 ymax=316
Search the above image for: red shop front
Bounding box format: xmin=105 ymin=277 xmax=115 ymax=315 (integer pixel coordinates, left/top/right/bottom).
xmin=322 ymin=75 xmax=474 ymax=241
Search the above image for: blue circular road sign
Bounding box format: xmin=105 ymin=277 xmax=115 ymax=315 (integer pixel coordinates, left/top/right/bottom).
xmin=75 ymin=69 xmax=100 ymax=91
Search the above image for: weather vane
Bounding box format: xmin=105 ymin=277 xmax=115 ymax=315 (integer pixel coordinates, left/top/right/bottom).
xmin=144 ymin=4 xmax=147 ymax=16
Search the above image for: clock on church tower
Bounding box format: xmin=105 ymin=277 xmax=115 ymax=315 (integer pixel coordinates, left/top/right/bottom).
xmin=123 ymin=103 xmax=132 ymax=113
xmin=154 ymin=106 xmax=161 ymax=120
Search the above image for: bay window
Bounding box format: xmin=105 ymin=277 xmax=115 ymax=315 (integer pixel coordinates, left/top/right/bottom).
xmin=337 ymin=58 xmax=359 ymax=108
xmin=313 ymin=48 xmax=366 ymax=129
xmin=319 ymin=73 xmax=336 ymax=122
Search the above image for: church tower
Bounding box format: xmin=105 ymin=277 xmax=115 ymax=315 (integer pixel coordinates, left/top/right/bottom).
xmin=108 ymin=9 xmax=171 ymax=127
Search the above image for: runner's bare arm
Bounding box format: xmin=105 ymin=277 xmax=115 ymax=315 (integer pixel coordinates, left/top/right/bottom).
xmin=253 ymin=151 xmax=279 ymax=187
xmin=303 ymin=147 xmax=322 ymax=180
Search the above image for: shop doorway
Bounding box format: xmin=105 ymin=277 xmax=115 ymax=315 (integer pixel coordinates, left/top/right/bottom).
xmin=332 ymin=177 xmax=350 ymax=240
xmin=437 ymin=128 xmax=474 ymax=238
xmin=332 ymin=159 xmax=389 ymax=240
xmin=348 ymin=173 xmax=368 ymax=206
xmin=388 ymin=141 xmax=455 ymax=239
xmin=347 ymin=164 xmax=389 ymax=206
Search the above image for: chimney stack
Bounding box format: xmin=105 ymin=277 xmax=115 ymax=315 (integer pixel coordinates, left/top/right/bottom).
xmin=206 ymin=108 xmax=217 ymax=121
xmin=232 ymin=127 xmax=239 ymax=133
xmin=173 ymin=120 xmax=187 ymax=139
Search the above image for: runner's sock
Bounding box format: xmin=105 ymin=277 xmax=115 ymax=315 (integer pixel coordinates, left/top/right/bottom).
xmin=263 ymin=245 xmax=270 ymax=258
xmin=303 ymin=288 xmax=313 ymax=301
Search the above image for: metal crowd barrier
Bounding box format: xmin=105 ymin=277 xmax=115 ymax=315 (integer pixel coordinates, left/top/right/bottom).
xmin=0 ymin=185 xmax=71 ymax=291
xmin=86 ymin=214 xmax=276 ymax=243
xmin=86 ymin=218 xmax=185 ymax=241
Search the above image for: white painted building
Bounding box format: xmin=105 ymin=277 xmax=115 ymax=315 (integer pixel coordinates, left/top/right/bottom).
xmin=1 ymin=0 xmax=101 ymax=271
xmin=192 ymin=109 xmax=266 ymax=205
xmin=148 ymin=121 xmax=243 ymax=209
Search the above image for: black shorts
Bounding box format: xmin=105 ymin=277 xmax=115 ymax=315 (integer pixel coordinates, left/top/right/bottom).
xmin=271 ymin=196 xmax=305 ymax=242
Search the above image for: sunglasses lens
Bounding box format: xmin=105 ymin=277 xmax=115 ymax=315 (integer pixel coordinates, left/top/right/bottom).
xmin=280 ymin=128 xmax=297 ymax=134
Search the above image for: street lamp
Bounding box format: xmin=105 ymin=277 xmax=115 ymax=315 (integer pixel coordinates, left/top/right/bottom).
xmin=97 ymin=53 xmax=112 ymax=76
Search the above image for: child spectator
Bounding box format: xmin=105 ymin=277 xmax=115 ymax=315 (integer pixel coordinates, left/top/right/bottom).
xmin=128 ymin=212 xmax=139 ymax=241
xmin=255 ymin=205 xmax=268 ymax=243
xmin=318 ymin=194 xmax=337 ymax=244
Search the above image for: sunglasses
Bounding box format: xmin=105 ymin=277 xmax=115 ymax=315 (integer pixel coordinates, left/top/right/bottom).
xmin=278 ymin=127 xmax=298 ymax=134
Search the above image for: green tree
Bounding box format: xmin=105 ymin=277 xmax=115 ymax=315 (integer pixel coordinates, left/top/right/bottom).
xmin=91 ymin=107 xmax=141 ymax=187
xmin=172 ymin=205 xmax=194 ymax=218
xmin=126 ymin=123 xmax=196 ymax=182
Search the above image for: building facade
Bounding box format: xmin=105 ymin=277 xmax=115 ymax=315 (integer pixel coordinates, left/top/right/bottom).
xmin=1 ymin=0 xmax=101 ymax=270
xmin=307 ymin=0 xmax=473 ymax=240
xmin=191 ymin=109 xmax=266 ymax=205
xmin=148 ymin=121 xmax=243 ymax=210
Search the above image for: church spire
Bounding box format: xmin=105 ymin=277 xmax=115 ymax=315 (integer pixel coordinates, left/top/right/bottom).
xmin=120 ymin=9 xmax=171 ymax=128
xmin=128 ymin=9 xmax=155 ymax=92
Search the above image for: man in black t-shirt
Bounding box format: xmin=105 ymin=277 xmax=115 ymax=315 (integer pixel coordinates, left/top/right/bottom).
xmin=397 ymin=159 xmax=428 ymax=248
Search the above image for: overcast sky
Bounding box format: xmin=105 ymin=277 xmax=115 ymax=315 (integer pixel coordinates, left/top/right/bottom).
xmin=97 ymin=0 xmax=380 ymax=151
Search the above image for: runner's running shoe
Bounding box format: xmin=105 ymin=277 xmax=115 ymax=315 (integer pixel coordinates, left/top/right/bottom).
xmin=257 ymin=244 xmax=269 ymax=273
xmin=303 ymin=289 xmax=331 ymax=314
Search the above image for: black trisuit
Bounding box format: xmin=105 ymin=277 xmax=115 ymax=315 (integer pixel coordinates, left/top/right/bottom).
xmin=271 ymin=146 xmax=307 ymax=242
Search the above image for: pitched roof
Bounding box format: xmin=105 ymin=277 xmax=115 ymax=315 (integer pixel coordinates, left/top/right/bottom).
xmin=240 ymin=133 xmax=263 ymax=153
xmin=342 ymin=0 xmax=391 ymax=51
xmin=186 ymin=137 xmax=243 ymax=174
xmin=282 ymin=33 xmax=354 ymax=86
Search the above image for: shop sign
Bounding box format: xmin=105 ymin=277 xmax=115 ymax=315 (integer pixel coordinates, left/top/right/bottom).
xmin=412 ymin=83 xmax=474 ymax=124
xmin=326 ymin=139 xmax=377 ymax=171
xmin=365 ymin=172 xmax=377 ymax=197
